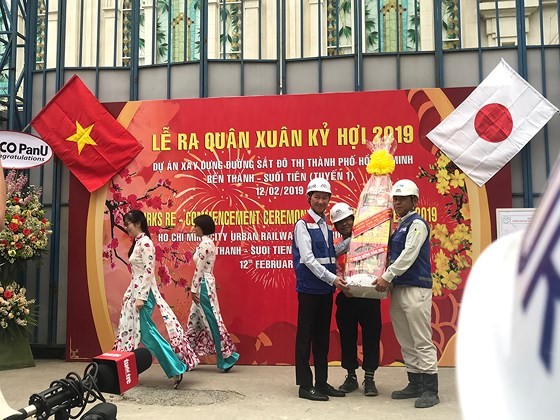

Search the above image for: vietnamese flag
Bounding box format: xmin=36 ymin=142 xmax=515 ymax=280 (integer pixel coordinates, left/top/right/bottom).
xmin=31 ymin=75 xmax=143 ymax=192
xmin=426 ymin=59 xmax=558 ymax=186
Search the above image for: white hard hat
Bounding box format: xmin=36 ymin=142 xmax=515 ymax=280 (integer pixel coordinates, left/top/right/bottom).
xmin=330 ymin=203 xmax=354 ymax=223
xmin=391 ymin=179 xmax=419 ymax=198
xmin=306 ymin=177 xmax=332 ymax=195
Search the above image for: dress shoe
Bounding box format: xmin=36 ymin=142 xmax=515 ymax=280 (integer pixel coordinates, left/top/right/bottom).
xmin=316 ymin=383 xmax=346 ymax=397
xmin=298 ymin=386 xmax=329 ymax=401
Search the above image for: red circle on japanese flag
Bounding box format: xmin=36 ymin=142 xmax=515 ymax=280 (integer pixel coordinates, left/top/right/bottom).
xmin=474 ymin=103 xmax=513 ymax=143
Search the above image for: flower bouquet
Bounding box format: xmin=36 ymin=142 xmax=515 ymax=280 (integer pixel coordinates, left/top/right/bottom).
xmin=344 ymin=135 xmax=396 ymax=299
xmin=0 ymin=282 xmax=36 ymax=336
xmin=0 ymin=170 xmax=46 ymax=370
xmin=0 ymin=280 xmax=36 ymax=370
xmin=0 ymin=170 xmax=52 ymax=284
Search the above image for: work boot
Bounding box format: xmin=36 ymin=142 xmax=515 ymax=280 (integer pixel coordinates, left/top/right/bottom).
xmin=391 ymin=372 xmax=423 ymax=399
xmin=338 ymin=375 xmax=359 ymax=393
xmin=415 ymin=373 xmax=440 ymax=408
xmin=363 ymin=377 xmax=378 ymax=397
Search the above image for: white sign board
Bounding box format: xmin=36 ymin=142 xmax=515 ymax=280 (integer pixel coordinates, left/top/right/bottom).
xmin=0 ymin=131 xmax=53 ymax=169
xmin=496 ymin=208 xmax=535 ymax=238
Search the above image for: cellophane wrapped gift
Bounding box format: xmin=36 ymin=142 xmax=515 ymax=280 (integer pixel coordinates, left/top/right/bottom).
xmin=344 ymin=136 xmax=396 ymax=299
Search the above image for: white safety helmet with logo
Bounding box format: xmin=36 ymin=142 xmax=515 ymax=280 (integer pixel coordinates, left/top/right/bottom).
xmin=330 ymin=203 xmax=354 ymax=223
xmin=391 ymin=179 xmax=419 ymax=198
xmin=306 ymin=177 xmax=332 ymax=195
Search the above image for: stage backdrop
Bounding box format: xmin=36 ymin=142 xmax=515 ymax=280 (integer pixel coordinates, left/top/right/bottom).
xmin=67 ymin=88 xmax=512 ymax=366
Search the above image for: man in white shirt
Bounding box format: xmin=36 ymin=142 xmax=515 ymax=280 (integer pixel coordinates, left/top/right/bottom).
xmin=374 ymin=179 xmax=439 ymax=408
xmin=292 ymin=177 xmax=350 ymax=401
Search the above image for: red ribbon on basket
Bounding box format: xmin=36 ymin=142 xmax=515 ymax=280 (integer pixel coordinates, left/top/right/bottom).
xmin=352 ymin=209 xmax=392 ymax=237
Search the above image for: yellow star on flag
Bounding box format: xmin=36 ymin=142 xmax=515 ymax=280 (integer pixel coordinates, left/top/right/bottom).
xmin=66 ymin=121 xmax=97 ymax=154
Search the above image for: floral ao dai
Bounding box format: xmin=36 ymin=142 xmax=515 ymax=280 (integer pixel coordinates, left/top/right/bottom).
xmin=113 ymin=233 xmax=198 ymax=369
xmin=186 ymin=235 xmax=237 ymax=358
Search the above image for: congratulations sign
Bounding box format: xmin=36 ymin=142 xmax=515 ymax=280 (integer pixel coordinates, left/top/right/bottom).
xmin=0 ymin=131 xmax=53 ymax=169
xmin=67 ymin=88 xmax=512 ymax=365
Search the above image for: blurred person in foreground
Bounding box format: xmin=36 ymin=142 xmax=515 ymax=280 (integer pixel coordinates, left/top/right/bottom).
xmin=458 ymin=157 xmax=560 ymax=419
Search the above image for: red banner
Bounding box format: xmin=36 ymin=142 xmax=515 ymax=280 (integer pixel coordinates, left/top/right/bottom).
xmin=67 ymin=88 xmax=511 ymax=366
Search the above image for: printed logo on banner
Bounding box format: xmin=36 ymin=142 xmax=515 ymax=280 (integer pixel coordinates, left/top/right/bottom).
xmin=0 ymin=131 xmax=53 ymax=169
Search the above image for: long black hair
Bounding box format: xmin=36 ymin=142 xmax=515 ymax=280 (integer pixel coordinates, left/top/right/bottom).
xmin=124 ymin=210 xmax=151 ymax=257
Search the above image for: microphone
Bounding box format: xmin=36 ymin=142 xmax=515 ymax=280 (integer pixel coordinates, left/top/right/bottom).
xmin=80 ymin=402 xmax=118 ymax=420
xmin=93 ymin=348 xmax=152 ymax=394
xmin=5 ymin=348 xmax=152 ymax=420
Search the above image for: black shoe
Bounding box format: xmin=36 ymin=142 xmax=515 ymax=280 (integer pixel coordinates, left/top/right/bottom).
xmin=316 ymin=383 xmax=346 ymax=397
xmin=363 ymin=378 xmax=378 ymax=397
xmin=339 ymin=375 xmax=359 ymax=393
xmin=299 ymin=386 xmax=329 ymax=401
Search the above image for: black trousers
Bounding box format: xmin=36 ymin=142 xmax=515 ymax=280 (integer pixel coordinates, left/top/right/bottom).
xmin=295 ymin=292 xmax=333 ymax=388
xmin=335 ymin=292 xmax=382 ymax=372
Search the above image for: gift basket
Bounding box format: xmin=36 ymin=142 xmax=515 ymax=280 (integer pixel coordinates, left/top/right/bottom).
xmin=344 ymin=135 xmax=396 ymax=299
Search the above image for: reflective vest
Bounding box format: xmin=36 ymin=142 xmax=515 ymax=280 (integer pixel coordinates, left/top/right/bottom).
xmin=292 ymin=212 xmax=336 ymax=294
xmin=389 ymin=213 xmax=432 ymax=288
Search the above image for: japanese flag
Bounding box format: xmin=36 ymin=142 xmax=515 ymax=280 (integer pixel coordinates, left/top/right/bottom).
xmin=427 ymin=59 xmax=559 ymax=186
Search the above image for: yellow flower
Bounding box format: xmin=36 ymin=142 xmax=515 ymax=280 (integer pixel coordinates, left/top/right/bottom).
xmin=434 ymin=250 xmax=449 ymax=272
xmin=436 ymin=179 xmax=450 ymax=195
xmin=435 ymin=169 xmax=450 ymax=195
xmin=432 ymin=280 xmax=443 ymax=296
xmin=437 ymin=153 xmax=451 ymax=168
xmin=449 ymin=169 xmax=465 ymax=188
xmin=440 ymin=270 xmax=461 ymax=287
xmin=450 ymin=225 xmax=470 ymax=246
xmin=366 ymin=149 xmax=395 ymax=175
xmin=441 ymin=236 xmax=455 ymax=251
xmin=454 ymin=253 xmax=470 ymax=269
xmin=449 ymin=233 xmax=461 ymax=246
xmin=8 ymin=249 xmax=16 ymax=257
xmin=431 ymin=224 xmax=449 ymax=242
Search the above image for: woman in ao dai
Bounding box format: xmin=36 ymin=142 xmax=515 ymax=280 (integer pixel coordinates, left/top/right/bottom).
xmin=113 ymin=210 xmax=198 ymax=388
xmin=186 ymin=214 xmax=239 ymax=371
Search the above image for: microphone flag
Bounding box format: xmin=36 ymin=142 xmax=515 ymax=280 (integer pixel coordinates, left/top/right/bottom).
xmin=93 ymin=351 xmax=139 ymax=394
